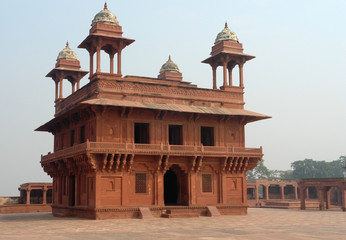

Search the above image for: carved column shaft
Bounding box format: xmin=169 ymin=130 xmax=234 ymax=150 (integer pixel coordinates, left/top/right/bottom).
xmin=212 ymin=65 xmax=217 ymax=90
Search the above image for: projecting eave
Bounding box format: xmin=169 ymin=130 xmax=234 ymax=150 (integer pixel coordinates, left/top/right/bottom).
xmin=46 ymin=68 xmax=89 ymax=78
xmin=80 ymin=98 xmax=270 ymax=123
xmin=78 ymin=34 xmax=135 ymax=49
xmin=202 ymin=52 xmax=255 ymax=65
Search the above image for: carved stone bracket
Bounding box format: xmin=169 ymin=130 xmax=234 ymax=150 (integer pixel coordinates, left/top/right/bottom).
xmin=127 ymin=154 xmax=134 ymax=173
xmin=190 ymin=156 xmax=203 ymax=173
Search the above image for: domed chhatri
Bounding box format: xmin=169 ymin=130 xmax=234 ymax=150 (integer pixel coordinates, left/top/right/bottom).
xmin=57 ymin=42 xmax=79 ymax=61
xmin=215 ymin=22 xmax=239 ymax=44
xmin=159 ymin=56 xmax=180 ymax=74
xmin=91 ymin=2 xmax=120 ymax=26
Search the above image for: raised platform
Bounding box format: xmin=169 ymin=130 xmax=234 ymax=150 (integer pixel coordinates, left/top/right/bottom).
xmin=0 ymin=204 xmax=52 ymax=214
xmin=52 ymin=205 xmax=247 ymax=220
xmin=262 ymin=200 xmax=320 ymax=210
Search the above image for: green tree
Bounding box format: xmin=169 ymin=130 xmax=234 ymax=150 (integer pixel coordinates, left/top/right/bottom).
xmin=291 ymin=157 xmax=346 ymax=179
xmin=246 ymin=160 xmax=272 ymax=179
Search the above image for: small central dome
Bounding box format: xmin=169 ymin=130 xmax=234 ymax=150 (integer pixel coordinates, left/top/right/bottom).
xmin=215 ymin=22 xmax=239 ymax=44
xmin=159 ymin=56 xmax=180 ymax=73
xmin=91 ymin=3 xmax=119 ymax=26
xmin=57 ymin=42 xmax=79 ymax=61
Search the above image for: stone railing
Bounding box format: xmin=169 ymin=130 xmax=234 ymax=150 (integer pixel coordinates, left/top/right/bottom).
xmin=41 ymin=141 xmax=262 ymax=163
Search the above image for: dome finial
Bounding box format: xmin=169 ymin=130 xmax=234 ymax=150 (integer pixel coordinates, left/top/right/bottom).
xmin=159 ymin=55 xmax=180 ymax=74
xmin=57 ymin=42 xmax=79 ymax=61
xmin=215 ymin=22 xmax=239 ymax=44
xmin=92 ymin=2 xmax=120 ymax=26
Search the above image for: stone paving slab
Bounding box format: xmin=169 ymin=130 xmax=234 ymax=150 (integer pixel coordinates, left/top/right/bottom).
xmin=1 ymin=208 xmax=345 ymax=240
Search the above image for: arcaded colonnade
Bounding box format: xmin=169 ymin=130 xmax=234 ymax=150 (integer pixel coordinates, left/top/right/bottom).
xmin=18 ymin=183 xmax=53 ymax=205
xmin=247 ymin=179 xmax=299 ymax=205
xmin=298 ymin=178 xmax=346 ymax=211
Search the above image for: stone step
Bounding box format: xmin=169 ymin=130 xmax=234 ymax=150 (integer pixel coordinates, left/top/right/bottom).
xmin=161 ymin=212 xmax=200 ymax=218
xmin=161 ymin=209 xmax=200 ymax=218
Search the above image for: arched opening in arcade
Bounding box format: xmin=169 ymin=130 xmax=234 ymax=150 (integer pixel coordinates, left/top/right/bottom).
xmin=284 ymin=185 xmax=296 ymax=199
xmin=330 ymin=187 xmax=343 ymax=206
xmin=247 ymin=188 xmax=255 ymax=200
xmin=268 ymin=184 xmax=281 ymax=199
xmin=30 ymin=189 xmax=43 ymax=204
xmin=307 ymin=186 xmax=318 ymax=199
xmin=258 ymin=184 xmax=266 ymax=199
xmin=46 ymin=189 xmax=53 ymax=204
xmin=164 ymin=164 xmax=188 ymax=206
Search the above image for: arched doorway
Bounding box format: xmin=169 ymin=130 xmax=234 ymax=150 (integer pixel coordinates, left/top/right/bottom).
xmin=164 ymin=165 xmax=188 ymax=206
xmin=164 ymin=169 xmax=178 ymax=205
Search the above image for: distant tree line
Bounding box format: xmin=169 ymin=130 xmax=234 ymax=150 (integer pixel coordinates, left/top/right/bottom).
xmin=246 ymin=156 xmax=346 ymax=179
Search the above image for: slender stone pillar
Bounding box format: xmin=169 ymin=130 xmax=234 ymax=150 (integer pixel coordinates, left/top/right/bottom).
xmin=96 ymin=47 xmax=101 ymax=73
xmin=117 ymin=50 xmax=122 ymax=75
xmin=318 ymin=188 xmax=325 ymax=210
xmin=300 ymin=187 xmax=306 ymax=210
xmin=43 ymin=189 xmax=47 ymax=204
xmin=294 ymin=186 xmax=298 ymax=200
xmin=89 ymin=52 xmax=94 ymax=78
xmin=55 ymin=82 xmax=58 ymax=100
xmin=223 ymin=61 xmax=228 ymax=87
xmin=212 ymin=66 xmax=217 ymax=90
xmin=306 ymin=187 xmax=310 ymax=200
xmin=228 ymin=67 xmax=233 ymax=86
xmin=59 ymin=78 xmax=63 ymax=99
xmin=26 ymin=190 xmax=31 ymax=205
xmin=326 ymin=188 xmax=331 ymax=209
xmin=342 ymin=189 xmax=346 ymax=211
xmin=281 ymin=185 xmax=285 ymax=200
xmin=110 ymin=54 xmax=114 ymax=74
xmin=265 ymin=185 xmax=269 ymax=200
xmin=239 ymin=63 xmax=244 ymax=87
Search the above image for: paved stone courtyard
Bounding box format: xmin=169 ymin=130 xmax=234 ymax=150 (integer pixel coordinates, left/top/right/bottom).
xmin=1 ymin=208 xmax=345 ymax=240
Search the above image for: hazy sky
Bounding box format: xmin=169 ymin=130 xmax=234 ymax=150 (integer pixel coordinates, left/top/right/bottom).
xmin=0 ymin=0 xmax=345 ymax=196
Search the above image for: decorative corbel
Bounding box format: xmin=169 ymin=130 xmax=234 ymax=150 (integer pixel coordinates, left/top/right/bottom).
xmin=114 ymin=154 xmax=121 ymax=172
xmin=162 ymin=155 xmax=170 ymax=173
xmin=195 ymin=156 xmax=203 ymax=173
xmin=127 ymin=154 xmax=134 ymax=173
xmin=190 ymin=156 xmax=197 ymax=172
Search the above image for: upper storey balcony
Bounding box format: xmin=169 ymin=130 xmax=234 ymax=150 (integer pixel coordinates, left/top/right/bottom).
xmin=41 ymin=140 xmax=263 ymax=164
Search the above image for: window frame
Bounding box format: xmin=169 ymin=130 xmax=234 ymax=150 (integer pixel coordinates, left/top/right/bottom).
xmin=202 ymin=173 xmax=213 ymax=193
xmin=200 ymin=126 xmax=215 ymax=146
xmin=135 ymin=172 xmax=148 ymax=194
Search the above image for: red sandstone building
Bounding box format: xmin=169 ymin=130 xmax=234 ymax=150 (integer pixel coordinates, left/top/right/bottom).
xmin=37 ymin=4 xmax=269 ymax=219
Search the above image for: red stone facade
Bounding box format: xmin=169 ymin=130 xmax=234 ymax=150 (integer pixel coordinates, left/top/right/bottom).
xmin=37 ymin=5 xmax=269 ymax=219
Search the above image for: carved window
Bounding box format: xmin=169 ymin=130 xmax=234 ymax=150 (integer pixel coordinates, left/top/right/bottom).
xmin=70 ymin=130 xmax=75 ymax=147
xmin=169 ymin=125 xmax=183 ymax=145
xmin=201 ymin=126 xmax=214 ymax=146
xmin=134 ymin=123 xmax=149 ymax=144
xmin=80 ymin=125 xmax=85 ymax=143
xmin=135 ymin=173 xmax=147 ymax=194
xmin=202 ymin=174 xmax=212 ymax=192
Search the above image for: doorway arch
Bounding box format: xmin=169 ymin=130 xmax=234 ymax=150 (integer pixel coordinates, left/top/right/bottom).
xmin=164 ymin=164 xmax=188 ymax=205
xmin=164 ymin=169 xmax=178 ymax=205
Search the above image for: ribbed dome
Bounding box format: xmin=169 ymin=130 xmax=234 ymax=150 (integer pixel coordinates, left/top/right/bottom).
xmin=159 ymin=56 xmax=180 ymax=73
xmin=91 ymin=3 xmax=119 ymax=26
xmin=57 ymin=42 xmax=79 ymax=61
xmin=215 ymin=22 xmax=238 ymax=44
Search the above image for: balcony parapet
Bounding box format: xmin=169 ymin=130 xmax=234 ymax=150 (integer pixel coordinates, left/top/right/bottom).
xmin=41 ymin=140 xmax=263 ymax=164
